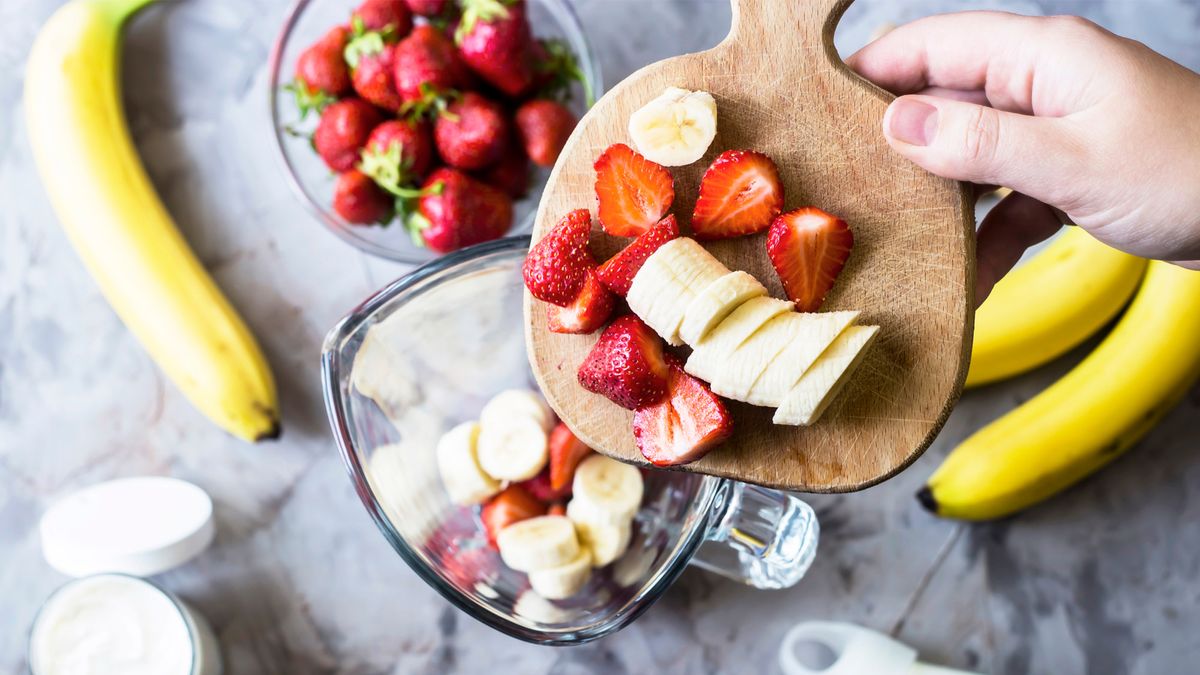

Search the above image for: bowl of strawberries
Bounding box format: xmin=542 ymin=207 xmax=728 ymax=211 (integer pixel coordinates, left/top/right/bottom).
xmin=269 ymin=0 xmax=600 ymax=263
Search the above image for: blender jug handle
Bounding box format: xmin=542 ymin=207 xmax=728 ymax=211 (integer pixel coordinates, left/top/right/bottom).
xmin=688 ymin=481 xmax=819 ymax=589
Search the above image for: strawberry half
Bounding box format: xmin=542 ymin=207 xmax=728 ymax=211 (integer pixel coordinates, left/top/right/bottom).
xmin=766 ymin=207 xmax=854 ymax=312
xmin=691 ymin=149 xmax=784 ymax=240
xmin=547 ymin=422 xmax=592 ymax=492
xmin=577 ymin=315 xmax=670 ymax=410
xmin=522 ymin=209 xmax=595 ymax=306
xmin=480 ymin=484 xmax=546 ymax=548
xmin=595 ymin=214 xmax=680 ymax=296
xmin=633 ymin=357 xmax=733 ymax=467
xmin=594 ymin=143 xmax=674 ymax=237
xmin=547 ymin=269 xmax=614 ymax=334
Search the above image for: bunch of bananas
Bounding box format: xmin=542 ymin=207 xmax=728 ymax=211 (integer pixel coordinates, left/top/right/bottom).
xmin=25 ymin=0 xmax=279 ymax=441
xmin=923 ymin=225 xmax=1200 ymax=520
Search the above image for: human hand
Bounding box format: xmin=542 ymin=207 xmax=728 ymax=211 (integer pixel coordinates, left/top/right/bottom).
xmin=847 ymin=12 xmax=1200 ymax=301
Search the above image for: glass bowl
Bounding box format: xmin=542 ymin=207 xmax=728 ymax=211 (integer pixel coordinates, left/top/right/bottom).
xmin=320 ymin=236 xmax=821 ymax=644
xmin=267 ymin=0 xmax=603 ymax=264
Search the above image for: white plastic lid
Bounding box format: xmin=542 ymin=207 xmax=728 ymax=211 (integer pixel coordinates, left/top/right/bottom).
xmin=39 ymin=477 xmax=214 ymax=578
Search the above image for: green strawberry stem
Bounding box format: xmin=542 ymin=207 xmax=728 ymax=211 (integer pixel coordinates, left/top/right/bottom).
xmin=537 ymin=39 xmax=594 ymax=107
xmin=284 ymin=78 xmax=336 ymax=120
xmin=455 ymin=0 xmax=517 ymax=43
xmin=404 ymin=211 xmax=431 ymax=247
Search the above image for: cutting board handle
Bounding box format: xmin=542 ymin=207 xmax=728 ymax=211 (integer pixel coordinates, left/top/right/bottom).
xmin=727 ymin=0 xmax=854 ymax=54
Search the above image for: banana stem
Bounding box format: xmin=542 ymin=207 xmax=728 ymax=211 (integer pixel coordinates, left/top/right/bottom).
xmin=94 ymin=0 xmax=158 ymax=25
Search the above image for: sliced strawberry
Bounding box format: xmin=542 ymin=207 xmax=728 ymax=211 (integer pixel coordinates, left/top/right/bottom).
xmin=577 ymin=315 xmax=670 ymax=410
xmin=518 ymin=468 xmax=571 ymax=503
xmin=547 ymin=422 xmax=591 ymax=492
xmin=547 ymin=270 xmax=614 ymax=334
xmin=691 ymin=149 xmax=784 ymax=240
xmin=480 ymin=484 xmax=546 ymax=548
xmin=595 ymin=214 xmax=680 ymax=296
xmin=633 ymin=357 xmax=733 ymax=466
xmin=766 ymin=207 xmax=854 ymax=312
xmin=522 ymin=209 xmax=595 ymax=306
xmin=594 ymin=143 xmax=675 ymax=237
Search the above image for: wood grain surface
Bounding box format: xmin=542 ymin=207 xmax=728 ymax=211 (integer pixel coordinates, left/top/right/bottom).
xmin=524 ymin=0 xmax=974 ymax=492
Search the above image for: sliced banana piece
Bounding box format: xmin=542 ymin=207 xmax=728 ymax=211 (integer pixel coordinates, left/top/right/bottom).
xmin=686 ymin=296 xmax=793 ymax=384
xmin=628 ymin=87 xmax=718 ymax=167
xmin=678 ymin=271 xmax=768 ymax=346
xmin=709 ymin=311 xmax=812 ymax=401
xmin=571 ymin=454 xmax=645 ymax=521
xmin=496 ymin=515 xmax=581 ymax=573
xmin=435 ymin=421 xmax=499 ymax=505
xmin=528 ymin=547 xmax=593 ymax=600
xmin=572 ymin=515 xmax=632 ymax=567
xmin=476 ymin=417 xmax=548 ymax=481
xmin=774 ymin=325 xmax=879 ymax=426
xmin=480 ymin=389 xmax=554 ymax=432
xmin=628 ymin=238 xmax=729 ymax=345
xmin=744 ymin=311 xmax=860 ymax=407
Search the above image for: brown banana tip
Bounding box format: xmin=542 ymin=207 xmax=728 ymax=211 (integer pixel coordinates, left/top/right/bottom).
xmin=256 ymin=421 xmax=282 ymax=442
xmin=915 ymin=486 xmax=938 ymax=514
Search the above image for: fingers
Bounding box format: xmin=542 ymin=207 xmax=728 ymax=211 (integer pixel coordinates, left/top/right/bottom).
xmin=881 ymin=95 xmax=1086 ymax=202
xmin=975 ymin=192 xmax=1063 ymax=305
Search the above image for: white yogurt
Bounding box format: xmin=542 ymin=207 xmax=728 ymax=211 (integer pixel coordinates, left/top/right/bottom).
xmin=30 ymin=574 xmax=220 ymax=675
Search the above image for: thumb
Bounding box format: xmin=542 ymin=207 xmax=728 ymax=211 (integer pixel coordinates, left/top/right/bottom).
xmin=881 ymin=95 xmax=1083 ymax=200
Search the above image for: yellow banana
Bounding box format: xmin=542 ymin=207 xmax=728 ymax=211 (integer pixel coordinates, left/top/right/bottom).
xmin=966 ymin=227 xmax=1146 ymax=388
xmin=922 ymin=262 xmax=1200 ymax=520
xmin=25 ymin=0 xmax=279 ymax=441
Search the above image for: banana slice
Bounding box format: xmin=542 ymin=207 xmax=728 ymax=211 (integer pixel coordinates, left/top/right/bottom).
xmin=571 ymin=515 xmax=632 ymax=567
xmin=571 ymin=455 xmax=645 ymax=522
xmin=774 ymin=325 xmax=879 ymax=426
xmin=686 ymin=296 xmax=793 ymax=384
xmin=628 ymin=238 xmax=729 ymax=345
xmin=744 ymin=311 xmax=860 ymax=407
xmin=476 ymin=417 xmax=549 ymax=481
xmin=496 ymin=515 xmax=581 ymax=573
xmin=514 ymin=590 xmax=573 ymax=624
xmin=479 ymin=389 xmax=554 ymax=433
xmin=528 ymin=547 xmax=593 ymax=600
xmin=678 ymin=271 xmax=768 ymax=346
xmin=628 ymin=87 xmax=718 ymax=167
xmin=435 ymin=421 xmax=500 ymax=505
xmin=709 ymin=311 xmax=810 ymax=401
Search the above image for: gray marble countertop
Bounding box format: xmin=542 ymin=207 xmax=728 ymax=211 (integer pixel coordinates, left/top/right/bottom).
xmin=3 ymin=0 xmax=1200 ymax=673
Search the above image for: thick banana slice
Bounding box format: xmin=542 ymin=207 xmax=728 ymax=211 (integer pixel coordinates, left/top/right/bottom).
xmin=686 ymin=296 xmax=793 ymax=384
xmin=745 ymin=311 xmax=860 ymax=407
xmin=496 ymin=515 xmax=581 ymax=573
xmin=678 ymin=271 xmax=768 ymax=346
xmin=774 ymin=325 xmax=879 ymax=426
xmin=572 ymin=515 xmax=632 ymax=567
xmin=435 ymin=421 xmax=500 ymax=505
xmin=571 ymin=455 xmax=645 ymax=522
xmin=480 ymin=389 xmax=554 ymax=433
xmin=528 ymin=547 xmax=593 ymax=599
xmin=628 ymin=238 xmax=729 ymax=345
xmin=710 ymin=311 xmax=818 ymax=401
xmin=628 ymin=87 xmax=718 ymax=167
xmin=476 ymin=417 xmax=548 ymax=481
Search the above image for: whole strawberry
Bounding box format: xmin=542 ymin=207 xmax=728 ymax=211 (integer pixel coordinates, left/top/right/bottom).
xmin=393 ymin=25 xmax=472 ymax=110
xmin=293 ymin=25 xmax=351 ymax=113
xmin=314 ymin=98 xmax=383 ymax=172
xmin=360 ymin=119 xmax=435 ymax=190
xmin=476 ymin=146 xmax=531 ymax=198
xmin=515 ymin=99 xmax=576 ymax=167
xmin=352 ymin=0 xmax=413 ymax=34
xmin=349 ymin=41 xmax=401 ymax=111
xmin=333 ymin=170 xmax=393 ymax=225
xmin=434 ymin=92 xmax=509 ymax=170
xmin=455 ymin=0 xmax=537 ymax=97
xmin=410 ymin=168 xmax=513 ymax=252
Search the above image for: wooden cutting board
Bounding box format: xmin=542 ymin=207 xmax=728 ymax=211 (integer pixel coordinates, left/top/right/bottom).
xmin=524 ymin=0 xmax=974 ymax=492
